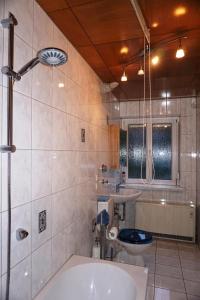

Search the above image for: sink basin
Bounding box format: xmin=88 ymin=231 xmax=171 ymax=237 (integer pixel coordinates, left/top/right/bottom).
xmin=110 ymin=188 xmax=141 ymax=204
xmin=41 ymin=263 xmax=136 ymax=300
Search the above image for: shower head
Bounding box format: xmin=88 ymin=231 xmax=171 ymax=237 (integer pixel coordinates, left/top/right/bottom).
xmin=37 ymin=48 xmax=67 ymax=66
xmin=17 ymin=47 xmax=68 ymax=80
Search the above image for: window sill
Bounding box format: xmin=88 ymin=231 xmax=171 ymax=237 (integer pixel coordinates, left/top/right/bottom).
xmin=120 ymin=183 xmax=184 ymax=192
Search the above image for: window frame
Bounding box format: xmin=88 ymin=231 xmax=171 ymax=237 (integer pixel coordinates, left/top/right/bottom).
xmin=121 ymin=117 xmax=179 ymax=186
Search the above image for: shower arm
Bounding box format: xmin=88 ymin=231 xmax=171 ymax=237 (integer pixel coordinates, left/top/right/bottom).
xmin=1 ymin=13 xmax=39 ymax=82
xmin=17 ymin=57 xmax=40 ymax=78
xmin=1 ymin=54 xmax=40 ymax=81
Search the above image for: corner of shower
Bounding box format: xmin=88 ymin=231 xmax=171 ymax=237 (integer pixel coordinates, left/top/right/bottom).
xmin=0 ymin=12 xmax=68 ymax=300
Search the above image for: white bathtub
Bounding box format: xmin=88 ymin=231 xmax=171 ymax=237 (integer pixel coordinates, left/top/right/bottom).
xmin=34 ymin=255 xmax=148 ymax=300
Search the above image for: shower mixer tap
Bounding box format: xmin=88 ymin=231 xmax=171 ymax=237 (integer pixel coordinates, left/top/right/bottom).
xmin=16 ymin=228 xmax=29 ymax=241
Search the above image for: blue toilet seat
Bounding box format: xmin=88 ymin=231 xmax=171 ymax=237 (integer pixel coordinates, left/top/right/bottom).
xmin=118 ymin=228 xmax=153 ymax=245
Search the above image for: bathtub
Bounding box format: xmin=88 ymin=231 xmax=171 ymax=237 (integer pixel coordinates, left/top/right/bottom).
xmin=34 ymin=255 xmax=148 ymax=300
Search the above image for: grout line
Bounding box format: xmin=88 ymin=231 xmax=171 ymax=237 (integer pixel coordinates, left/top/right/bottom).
xmin=153 ymin=239 xmax=157 ymax=299
xmin=179 ymin=243 xmax=189 ymax=300
xmin=0 ymin=178 xmax=95 ymax=212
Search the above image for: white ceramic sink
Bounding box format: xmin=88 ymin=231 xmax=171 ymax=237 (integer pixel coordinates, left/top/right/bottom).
xmin=110 ymin=188 xmax=141 ymax=204
xmin=41 ymin=263 xmax=136 ymax=300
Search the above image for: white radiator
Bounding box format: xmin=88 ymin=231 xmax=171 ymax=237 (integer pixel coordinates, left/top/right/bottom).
xmin=135 ymin=201 xmax=195 ymax=241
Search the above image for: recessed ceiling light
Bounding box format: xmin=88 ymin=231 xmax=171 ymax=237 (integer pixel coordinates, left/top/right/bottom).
xmin=151 ymin=55 xmax=159 ymax=65
xmin=152 ymin=22 xmax=159 ymax=28
xmin=174 ymin=6 xmax=187 ymax=16
xmin=120 ymin=47 xmax=129 ymax=54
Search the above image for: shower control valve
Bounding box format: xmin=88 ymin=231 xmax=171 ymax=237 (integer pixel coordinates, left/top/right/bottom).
xmin=16 ymin=228 xmax=29 ymax=241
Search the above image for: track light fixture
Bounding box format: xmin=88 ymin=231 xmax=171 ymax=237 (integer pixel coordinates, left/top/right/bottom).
xmin=121 ymin=70 xmax=127 ymax=81
xmin=137 ymin=65 xmax=144 ymax=75
xmin=176 ymin=39 xmax=185 ymax=58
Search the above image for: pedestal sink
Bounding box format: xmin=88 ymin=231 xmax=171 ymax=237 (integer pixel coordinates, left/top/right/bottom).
xmin=110 ymin=188 xmax=141 ymax=204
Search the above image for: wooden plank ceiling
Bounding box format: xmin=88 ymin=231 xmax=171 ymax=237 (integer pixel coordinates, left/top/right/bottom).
xmin=37 ymin=0 xmax=200 ymax=100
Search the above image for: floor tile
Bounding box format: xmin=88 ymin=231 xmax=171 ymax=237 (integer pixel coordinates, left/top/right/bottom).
xmin=144 ymin=254 xmax=156 ymax=264
xmin=154 ymin=288 xmax=187 ymax=300
xmin=177 ymin=242 xmax=198 ymax=249
xmin=152 ymin=240 xmax=157 ymax=247
xmin=179 ymin=251 xmax=200 ymax=261
xmin=155 ymin=275 xmax=185 ymax=293
xmin=187 ymin=295 xmax=200 ymax=300
xmin=181 ymin=260 xmax=200 ymax=271
xmin=157 ymin=248 xmax=179 ymax=257
xmin=146 ymin=262 xmax=156 ymax=273
xmin=156 ymin=255 xmax=181 ymax=268
xmin=182 ymin=269 xmax=200 ymax=282
xmin=184 ymin=280 xmax=200 ymax=297
xmin=156 ymin=264 xmax=182 ymax=279
xmin=148 ymin=273 xmax=155 ymax=287
xmin=144 ymin=246 xmax=157 ymax=255
xmin=157 ymin=240 xmax=178 ymax=250
xmin=146 ymin=286 xmax=154 ymax=300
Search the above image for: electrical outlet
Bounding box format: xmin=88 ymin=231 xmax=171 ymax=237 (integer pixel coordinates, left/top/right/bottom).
xmin=39 ymin=210 xmax=46 ymax=233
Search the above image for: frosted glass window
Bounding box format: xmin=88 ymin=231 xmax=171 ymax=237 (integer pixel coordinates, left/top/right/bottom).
xmin=120 ymin=129 xmax=127 ymax=167
xmin=152 ymin=124 xmax=172 ymax=180
xmin=120 ymin=117 xmax=178 ymax=185
xmin=128 ymin=125 xmax=146 ymax=179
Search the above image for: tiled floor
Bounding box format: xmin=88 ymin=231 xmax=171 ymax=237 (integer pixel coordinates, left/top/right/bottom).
xmin=145 ymin=239 xmax=200 ymax=300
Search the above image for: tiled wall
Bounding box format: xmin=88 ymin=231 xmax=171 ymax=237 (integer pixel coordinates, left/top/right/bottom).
xmin=196 ymin=96 xmax=200 ymax=243
xmin=120 ymin=98 xmax=197 ymax=205
xmin=0 ymin=1 xmax=113 ymax=299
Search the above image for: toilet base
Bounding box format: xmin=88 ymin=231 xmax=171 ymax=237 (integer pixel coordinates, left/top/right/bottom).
xmin=114 ymin=250 xmax=145 ymax=267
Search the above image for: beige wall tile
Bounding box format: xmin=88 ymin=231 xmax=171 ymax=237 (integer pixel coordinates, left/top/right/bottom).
xmin=2 ymin=150 xmax=31 ymax=210
xmin=32 ymin=100 xmax=53 ymax=150
xmin=33 ymin=1 xmax=53 ymax=51
xmin=32 ymin=63 xmax=53 ymax=105
xmin=31 ymin=240 xmax=52 ymax=298
xmin=1 ymin=256 xmax=31 ymax=300
xmin=1 ymin=203 xmax=31 ymax=274
xmin=5 ymin=0 xmax=33 ymax=47
xmin=32 ymin=151 xmax=52 ymax=200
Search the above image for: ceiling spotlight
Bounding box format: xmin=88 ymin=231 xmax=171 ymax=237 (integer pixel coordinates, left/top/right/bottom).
xmin=174 ymin=6 xmax=187 ymax=16
xmin=120 ymin=47 xmax=129 ymax=54
xmin=137 ymin=66 xmax=144 ymax=76
xmin=121 ymin=70 xmax=127 ymax=82
xmin=152 ymin=22 xmax=159 ymax=28
xmin=151 ymin=55 xmax=159 ymax=65
xmin=176 ymin=39 xmax=185 ymax=58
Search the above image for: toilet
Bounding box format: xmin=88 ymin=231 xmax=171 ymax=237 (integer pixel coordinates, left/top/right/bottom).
xmin=117 ymin=228 xmax=153 ymax=255
xmin=102 ymin=194 xmax=153 ymax=265
xmin=114 ymin=228 xmax=153 ymax=267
